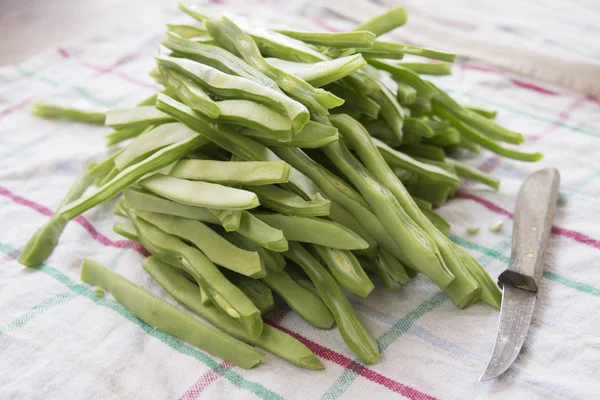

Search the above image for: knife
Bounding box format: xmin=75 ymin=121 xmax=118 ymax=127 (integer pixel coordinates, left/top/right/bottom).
xmin=480 ymin=168 xmax=560 ymax=381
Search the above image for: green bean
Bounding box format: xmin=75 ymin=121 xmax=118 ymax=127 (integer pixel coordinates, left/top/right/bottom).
xmin=128 ymin=209 xmax=263 ymax=336
xmin=198 ymin=284 xmax=213 ymax=306
xmin=156 ymin=56 xmax=309 ymax=132
xmin=105 ymin=106 xmax=173 ymax=130
xmin=445 ymin=158 xmax=500 ymax=190
xmin=170 ymin=159 xmax=290 ymax=186
xmin=360 ymin=41 xmax=456 ymax=62
xmin=226 ymin=272 xmax=274 ymax=314
xmin=310 ymin=245 xmax=374 ymax=298
xmin=400 ymin=144 xmax=446 ymax=161
xmin=367 ymin=59 xmax=436 ymax=97
xmin=225 ymin=232 xmax=286 ymax=272
xmin=451 ymin=244 xmax=502 ymax=309
xmin=344 ymin=69 xmax=380 ymax=96
xmin=157 ymin=66 xmax=221 ymax=118
xmin=272 ymin=147 xmax=407 ymax=261
xmin=113 ymin=196 xmax=128 ymax=217
xmin=137 ymin=210 xmax=266 ymax=278
xmin=411 ymin=179 xmax=453 ymax=208
xmin=399 ymin=62 xmax=452 ymax=76
xmin=105 ymin=126 xmax=147 ymax=147
xmin=205 ymin=17 xmax=344 ymax=115
xmin=166 ymin=23 xmax=207 ymax=38
xmin=404 ymin=117 xmax=434 ymax=138
xmin=162 ymin=33 xmax=280 ymax=91
xmin=353 ymin=6 xmax=408 ymax=36
xmin=155 ymin=94 xmax=322 ymax=200
xmin=419 ymin=207 xmax=451 ymax=236
xmin=458 ymin=135 xmax=481 ymax=153
xmin=143 ymin=256 xmax=322 ymax=369
xmin=87 ymin=148 xmax=126 ymax=178
xmin=372 ymin=137 xmax=460 ymax=186
xmin=208 ymin=209 xmax=242 ymax=231
xmin=31 ymin=101 xmax=105 ymax=124
xmin=396 ymin=81 xmax=417 ymax=105
xmin=432 ymin=100 xmax=543 ymax=161
xmin=369 ymin=86 xmax=405 ymax=143
xmin=330 ymin=114 xmax=483 ymax=307
xmin=239 ymin=120 xmax=339 ymax=149
xmin=262 ymin=269 xmax=334 ymax=329
xmin=113 ymin=221 xmax=139 ymax=242
xmin=81 ymin=258 xmax=265 ymax=368
xmin=275 ymin=30 xmax=375 ymax=48
xmin=114 ymin=123 xmax=198 ymax=170
xmin=326 ymin=83 xmax=381 ymax=119
xmin=139 ymin=174 xmax=259 ymax=210
xmin=361 ymin=255 xmax=402 ymax=291
xmin=248 ymin=185 xmax=331 ymax=217
xmin=18 ymin=166 xmax=94 ymax=267
xmin=255 ymin=213 xmax=368 ymax=250
xmin=412 ymin=197 xmax=432 ymax=210
xmin=362 ymin=119 xmax=401 ymax=147
xmin=265 ymin=55 xmax=367 ymax=88
xmin=99 ymin=166 xmax=121 ymax=187
xmin=124 ymin=188 xmax=218 ymax=223
xmin=422 ymin=127 xmax=461 ymax=146
xmin=217 ymin=99 xmax=293 ymax=139
xmin=284 ymin=242 xmax=379 ymax=363
xmin=236 ymin=212 xmax=288 ymax=252
xmin=327 ymin=202 xmax=377 ymax=258
xmin=409 ymin=96 xmax=433 ymax=117
xmin=466 ymin=106 xmax=497 ymax=119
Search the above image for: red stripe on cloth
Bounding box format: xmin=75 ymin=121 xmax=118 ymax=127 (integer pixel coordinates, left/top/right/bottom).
xmin=265 ymin=319 xmax=437 ymax=400
xmin=0 ymin=185 xmax=148 ymax=256
xmin=179 ymin=361 xmax=233 ymax=400
xmin=455 ymin=191 xmax=600 ymax=250
xmin=313 ymin=18 xmax=342 ymax=32
xmin=0 ymin=97 xmax=32 ymax=118
xmin=508 ymin=78 xmax=559 ymax=95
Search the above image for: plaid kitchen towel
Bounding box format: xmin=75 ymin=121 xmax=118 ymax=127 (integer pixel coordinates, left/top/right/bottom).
xmin=1 ymin=1 xmax=599 ymax=399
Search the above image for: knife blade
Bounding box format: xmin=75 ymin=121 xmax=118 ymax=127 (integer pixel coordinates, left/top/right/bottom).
xmin=480 ymin=168 xmax=560 ymax=381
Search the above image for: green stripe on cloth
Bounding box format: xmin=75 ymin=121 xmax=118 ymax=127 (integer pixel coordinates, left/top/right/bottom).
xmin=0 ymin=127 xmax=66 ymax=161
xmin=0 ymin=291 xmax=76 ymax=334
xmin=0 ymin=242 xmax=283 ymax=400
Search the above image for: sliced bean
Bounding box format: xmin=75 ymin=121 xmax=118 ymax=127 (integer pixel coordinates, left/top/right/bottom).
xmin=236 ymin=212 xmax=288 ymax=252
xmin=87 ymin=147 xmax=127 ymax=177
xmin=445 ymin=158 xmax=500 ymax=190
xmin=261 ymin=269 xmax=334 ymax=329
xmin=137 ymin=211 xmax=266 ymax=278
xmin=399 ymin=62 xmax=452 ymax=76
xmin=225 ymin=232 xmax=286 ymax=272
xmin=217 ymin=99 xmax=292 ymax=139
xmin=353 ymin=6 xmax=408 ymax=36
xmin=143 ymin=256 xmax=323 ymax=369
xmin=400 ymin=144 xmax=446 ymax=161
xmin=113 ymin=221 xmax=139 ymax=242
xmin=466 ymin=106 xmax=497 ymax=119
xmin=376 ymin=249 xmax=410 ymax=284
xmin=284 ymin=242 xmax=379 ymax=363
xmin=362 ymin=256 xmax=401 ymax=291
xmin=255 ymin=213 xmax=368 ymax=250
xmin=139 ymin=174 xmax=259 ymax=211
xmin=369 ymin=85 xmax=405 ymax=143
xmin=311 ymin=245 xmax=374 ymax=298
xmin=362 ymin=119 xmax=401 ymax=147
xmin=240 ymin=120 xmax=339 ymax=149
xmin=81 ymin=258 xmax=265 ymax=369
xmin=166 ymin=23 xmax=206 ymax=38
xmin=422 ymin=127 xmax=461 ymax=146
xmin=129 ymin=210 xmax=263 ymax=337
xmin=208 ymin=209 xmax=242 ymax=232
xmin=265 ymin=55 xmax=366 ymax=88
xmin=18 ymin=166 xmax=94 ymax=267
xmin=105 ymin=106 xmax=173 ymax=130
xmin=327 ymin=201 xmax=377 ymax=258
xmin=106 ymin=126 xmax=147 ymax=147
xmin=31 ymin=101 xmax=105 ymax=124
xmin=327 ymin=83 xmax=381 ymax=119
xmin=286 ymin=267 xmax=319 ymax=296
xmin=396 ymin=81 xmax=417 ymax=105
xmin=367 ymin=59 xmax=437 ymax=96
xmin=404 ymin=117 xmax=434 ymax=138
xmin=248 ymin=186 xmax=330 ymax=217
xmin=275 ymin=30 xmax=375 ymax=48
xmin=156 ymin=55 xmax=309 ymax=132
xmin=420 ymin=207 xmax=451 ymax=236
xmin=226 ymin=272 xmax=274 ymax=313
xmin=170 ymin=159 xmax=290 ymax=186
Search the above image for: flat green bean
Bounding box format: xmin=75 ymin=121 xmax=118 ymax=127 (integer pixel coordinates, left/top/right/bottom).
xmin=262 ymin=269 xmax=334 ymax=329
xmin=226 ymin=272 xmax=274 ymax=313
xmin=81 ymin=258 xmax=265 ymax=369
xmin=276 ymin=30 xmax=375 ymax=48
xmin=404 ymin=117 xmax=434 ymax=138
xmin=166 ymin=23 xmax=207 ymax=38
xmin=248 ymin=186 xmax=330 ymax=217
xmin=143 ymin=256 xmax=323 ymax=369
xmin=445 ymin=158 xmax=500 ymax=190
xmin=208 ymin=209 xmax=242 ymax=231
xmin=353 ymin=6 xmax=408 ymax=37
xmin=113 ymin=221 xmax=140 ymax=242
xmin=105 ymin=106 xmax=173 ymax=130
xmin=311 ymin=245 xmax=374 ymax=298
xmin=466 ymin=106 xmax=497 ymax=119
xmin=284 ymin=242 xmax=379 ymax=364
xmin=396 ymin=81 xmax=417 ymax=105
xmin=239 ymin=120 xmax=339 ymax=149
xmin=369 ymin=85 xmax=405 ymax=143
xmin=170 ymin=159 xmax=290 ymax=185
xmin=216 ymin=99 xmax=293 ymax=139
xmin=225 ymin=232 xmax=286 ymax=272
xmin=400 ymin=144 xmax=446 ymax=161
xmin=362 ymin=119 xmax=401 ymax=147
xmin=367 ymin=59 xmax=437 ymax=96
xmin=105 ymin=126 xmax=147 ymax=147
xmin=31 ymin=101 xmax=106 ymax=124
xmin=255 ymin=213 xmax=368 ymax=250
xmin=327 ymin=83 xmax=381 ymax=119
xmin=399 ymin=62 xmax=452 ymax=76
xmin=422 ymin=127 xmax=461 ymax=146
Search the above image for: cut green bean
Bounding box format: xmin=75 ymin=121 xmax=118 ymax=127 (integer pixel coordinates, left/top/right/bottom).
xmin=105 ymin=106 xmax=173 ymax=130
xmin=81 ymin=258 xmax=265 ymax=369
xmin=353 ymin=6 xmax=408 ymax=37
xmin=367 ymin=59 xmax=437 ymax=96
xmin=31 ymin=101 xmax=105 ymax=124
xmin=205 ymin=17 xmax=343 ymax=116
xmin=467 ymin=106 xmax=497 ymax=119
xmin=404 ymin=117 xmax=434 ymax=138
xmin=276 ymin=30 xmax=375 ymax=48
xmin=226 ymin=272 xmax=274 ymax=314
xmin=401 ymin=144 xmax=446 ymax=161
xmin=396 ymin=81 xmax=418 ymax=105
xmin=136 ymin=210 xmax=266 ymax=278
xmin=399 ymin=62 xmax=452 ymax=76
xmin=327 ymin=201 xmax=377 ymax=258
xmin=262 ymin=269 xmax=334 ymax=329
xmin=422 ymin=127 xmax=461 ymax=146
xmin=106 ymin=126 xmax=147 ymax=147
xmin=362 ymin=119 xmax=401 ymax=147
xmin=236 ymin=212 xmax=288 ymax=252
xmin=225 ymin=232 xmax=286 ymax=272
xmin=216 ymin=99 xmax=293 ymax=140
xmin=327 ymin=83 xmax=381 ymax=119
xmin=156 ymin=56 xmax=310 ymax=132
xmin=170 ymin=159 xmax=290 ymax=185
xmin=18 ymin=166 xmax=94 ymax=267
xmin=113 ymin=196 xmax=128 ymax=217
xmin=287 ymin=267 xmax=320 ymax=296
xmin=364 ymin=256 xmax=402 ymax=291
xmin=265 ymin=55 xmax=367 ymax=88
xmin=114 ymin=122 xmax=198 ymax=170
xmin=420 ymin=208 xmax=451 ymax=236
xmin=87 ymin=147 xmax=127 ymax=177
xmin=113 ymin=221 xmax=140 ymax=242
xmin=284 ymin=242 xmax=379 ymax=364
xmin=311 ymin=245 xmax=374 ymax=298
xmin=254 ymin=213 xmax=369 ymax=250
xmin=376 ymin=249 xmax=411 ymax=284
xmin=208 ymin=209 xmax=242 ymax=231
xmin=445 ymin=159 xmax=500 ymax=190
xmin=489 ymin=220 xmax=504 ymax=232
xmin=139 ymin=174 xmax=259 ymax=211
xmin=466 ymin=226 xmax=480 ymax=234
xmin=370 ymin=85 xmax=405 ymax=143
xmin=128 ymin=210 xmax=263 ymax=337
xmin=240 ymin=120 xmax=339 ymax=148
xmin=143 ymin=256 xmax=322 ymax=369
xmin=248 ymin=186 xmax=330 ymax=217
xmin=166 ymin=23 xmax=207 ymax=38
xmin=157 ymin=66 xmax=221 ymax=118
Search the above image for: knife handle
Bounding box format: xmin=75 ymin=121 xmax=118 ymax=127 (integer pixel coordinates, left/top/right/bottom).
xmin=499 ymin=168 xmax=560 ymax=293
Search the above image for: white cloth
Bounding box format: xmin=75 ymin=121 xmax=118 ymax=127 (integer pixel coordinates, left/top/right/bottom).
xmin=1 ymin=1 xmax=600 ymax=399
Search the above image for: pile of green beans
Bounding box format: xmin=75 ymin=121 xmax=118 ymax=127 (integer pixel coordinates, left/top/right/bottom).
xmin=20 ymin=3 xmax=541 ymax=369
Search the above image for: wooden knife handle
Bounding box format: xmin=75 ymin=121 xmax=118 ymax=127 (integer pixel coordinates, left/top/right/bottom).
xmin=499 ymin=168 xmax=560 ymax=292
